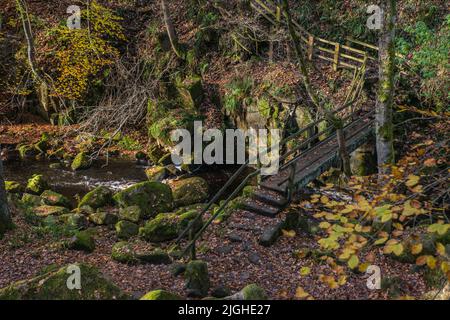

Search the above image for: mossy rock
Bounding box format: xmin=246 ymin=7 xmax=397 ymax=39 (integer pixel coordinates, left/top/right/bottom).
xmin=111 ymin=241 xmax=137 ymax=264
xmin=113 ymin=181 xmax=173 ymax=218
xmin=176 ymin=75 xmax=203 ymax=109
xmin=0 ymin=263 xmax=128 ymax=300
xmin=139 ymin=210 xmax=202 ymax=242
xmin=115 ymin=220 xmax=139 ymax=239
xmin=241 ymin=284 xmax=268 ymax=300
xmin=60 ymin=213 xmax=89 ymax=230
xmin=5 ymin=181 xmax=23 ymax=194
xmin=172 ymin=177 xmax=209 ymax=207
xmin=78 ymin=186 xmax=113 ymax=209
xmin=40 ymin=190 xmax=71 ymax=208
xmin=89 ymin=212 xmax=118 ymax=226
xmin=34 ymin=134 xmax=49 ymax=154
xmin=34 ymin=205 xmax=69 ymax=217
xmin=135 ymin=247 xmax=171 ymax=265
xmin=145 ymin=166 xmax=167 ymax=182
xmin=68 ymin=230 xmax=96 ymax=253
xmin=184 ymin=260 xmax=210 ymax=297
xmin=118 ymin=206 xmax=142 ymax=223
xmin=17 ymin=144 xmax=36 ymax=159
xmin=21 ymin=193 xmax=41 ymax=207
xmin=147 ymin=145 xmax=166 ymax=164
xmin=71 ymin=152 xmax=91 ymax=171
xmin=140 ymin=289 xmax=183 ymax=300
xmin=26 ymin=174 xmax=49 ymax=195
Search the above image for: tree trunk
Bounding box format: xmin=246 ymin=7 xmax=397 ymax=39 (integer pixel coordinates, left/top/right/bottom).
xmin=375 ymin=0 xmax=396 ymax=173
xmin=160 ymin=0 xmax=182 ymax=58
xmin=0 ymin=159 xmax=12 ymax=237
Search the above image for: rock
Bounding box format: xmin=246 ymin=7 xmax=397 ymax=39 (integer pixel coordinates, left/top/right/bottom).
xmin=113 ymin=181 xmax=173 ymax=218
xmin=248 ymin=252 xmax=260 ymax=265
xmin=68 ymin=230 xmax=95 ymax=253
xmin=115 ymin=221 xmax=139 ymax=239
xmin=241 ymin=284 xmax=267 ymax=300
xmin=71 ymin=152 xmax=91 ymax=171
xmin=26 ymin=174 xmax=49 ymax=195
xmin=350 ymin=143 xmax=377 ymax=176
xmin=176 ymin=75 xmax=203 ymax=109
xmin=298 ymin=215 xmax=320 ymax=235
xmin=0 ymin=263 xmax=128 ymax=300
xmin=5 ymin=181 xmax=23 ymax=194
xmin=111 ymin=241 xmax=137 ymax=264
xmin=422 ymin=282 xmax=450 ymax=300
xmin=40 ymin=190 xmax=71 ymax=208
xmin=60 ymin=213 xmax=89 ymax=229
xmin=171 ymin=177 xmax=209 ymax=207
xmin=118 ymin=206 xmax=142 ymax=223
xmin=89 ymin=212 xmax=118 ymax=226
xmin=145 ymin=166 xmax=167 ymax=182
xmin=228 ymin=233 xmax=243 ymax=242
xmin=171 ymin=263 xmax=186 ymax=277
xmin=211 ymin=286 xmax=231 ymax=298
xmin=184 ymin=260 xmax=210 ymax=297
xmin=140 ymin=290 xmax=183 ymax=300
xmin=34 ymin=205 xmax=69 ymax=217
xmin=147 ymin=145 xmax=166 ymax=164
xmin=258 ymin=221 xmax=283 ymax=247
xmin=139 ymin=209 xmax=202 ymax=242
xmin=135 ymin=247 xmax=171 ymax=265
xmin=21 ymin=193 xmax=41 ymax=207
xmin=17 ymin=144 xmax=36 ymax=159
xmin=78 ymin=186 xmax=113 ymax=209
xmin=49 ymin=163 xmax=62 ymax=169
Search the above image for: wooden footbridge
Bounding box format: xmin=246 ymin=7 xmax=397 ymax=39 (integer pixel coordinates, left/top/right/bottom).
xmin=175 ymin=0 xmax=380 ymax=258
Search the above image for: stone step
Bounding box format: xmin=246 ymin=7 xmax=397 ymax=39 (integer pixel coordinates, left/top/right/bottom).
xmin=252 ymin=190 xmax=288 ymax=208
xmin=242 ymin=200 xmax=280 ymax=218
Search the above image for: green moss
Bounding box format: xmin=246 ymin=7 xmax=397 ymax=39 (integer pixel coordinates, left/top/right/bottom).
xmin=172 ymin=177 xmax=209 ymax=207
xmin=26 ymin=174 xmax=49 ymax=195
xmin=241 ymin=284 xmax=267 ymax=300
xmin=71 ymin=152 xmax=91 ymax=171
xmin=89 ymin=212 xmax=118 ymax=226
xmin=41 ymin=190 xmax=71 ymax=208
xmin=113 ymin=181 xmax=173 ymax=218
xmin=176 ymin=75 xmax=204 ymax=109
xmin=184 ymin=260 xmax=210 ymax=297
xmin=34 ymin=205 xmax=69 ymax=217
xmin=111 ymin=241 xmax=137 ymax=264
xmin=78 ymin=186 xmax=113 ymax=209
xmin=68 ymin=230 xmax=96 ymax=253
xmin=21 ymin=193 xmax=42 ymax=207
xmin=135 ymin=248 xmax=171 ymax=265
xmin=145 ymin=166 xmax=167 ymax=182
xmin=0 ymin=263 xmax=128 ymax=300
xmin=5 ymin=181 xmax=23 ymax=194
xmin=140 ymin=289 xmax=183 ymax=300
xmin=118 ymin=206 xmax=142 ymax=223
xmin=115 ymin=220 xmax=139 ymax=239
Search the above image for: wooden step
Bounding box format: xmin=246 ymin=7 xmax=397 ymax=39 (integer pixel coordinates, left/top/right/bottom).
xmin=252 ymin=190 xmax=288 ymax=208
xmin=242 ymin=200 xmax=280 ymax=218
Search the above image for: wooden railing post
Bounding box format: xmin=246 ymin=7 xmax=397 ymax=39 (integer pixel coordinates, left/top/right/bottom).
xmin=308 ymin=35 xmax=314 ymax=61
xmin=333 ymin=43 xmax=340 ymax=71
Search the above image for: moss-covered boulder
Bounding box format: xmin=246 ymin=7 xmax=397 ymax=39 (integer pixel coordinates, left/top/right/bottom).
xmin=139 ymin=209 xmax=202 ymax=242
xmin=113 ymin=181 xmax=173 ymax=218
xmin=78 ymin=186 xmax=113 ymax=209
xmin=171 ymin=177 xmax=209 ymax=207
xmin=71 ymin=152 xmax=91 ymax=171
xmin=176 ymin=75 xmax=203 ymax=109
xmin=135 ymin=247 xmax=171 ymax=265
xmin=0 ymin=263 xmax=128 ymax=300
xmin=89 ymin=212 xmax=118 ymax=226
xmin=111 ymin=241 xmax=137 ymax=264
xmin=140 ymin=289 xmax=183 ymax=300
xmin=115 ymin=220 xmax=139 ymax=239
xmin=68 ymin=230 xmax=96 ymax=253
xmin=34 ymin=133 xmax=50 ymax=154
xmin=34 ymin=205 xmax=69 ymax=217
xmin=17 ymin=144 xmax=36 ymax=159
xmin=5 ymin=181 xmax=23 ymax=194
xmin=21 ymin=193 xmax=41 ymax=207
xmin=60 ymin=213 xmax=89 ymax=230
xmin=26 ymin=174 xmax=49 ymax=195
xmin=184 ymin=260 xmax=210 ymax=297
xmin=118 ymin=206 xmax=142 ymax=223
xmin=241 ymin=284 xmax=268 ymax=300
xmin=145 ymin=166 xmax=167 ymax=182
xmin=41 ymin=190 xmax=71 ymax=208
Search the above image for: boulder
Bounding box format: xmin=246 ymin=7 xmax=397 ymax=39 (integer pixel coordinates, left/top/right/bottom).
xmin=0 ymin=263 xmax=128 ymax=300
xmin=111 ymin=241 xmax=137 ymax=264
xmin=89 ymin=212 xmax=118 ymax=226
xmin=71 ymin=152 xmax=91 ymax=171
xmin=140 ymin=290 xmax=183 ymax=300
xmin=5 ymin=181 xmax=23 ymax=194
xmin=113 ymin=181 xmax=173 ymax=218
xmin=145 ymin=166 xmax=167 ymax=182
xmin=118 ymin=206 xmax=142 ymax=223
xmin=26 ymin=174 xmax=49 ymax=195
xmin=34 ymin=205 xmax=69 ymax=217
xmin=68 ymin=230 xmax=96 ymax=253
xmin=139 ymin=209 xmax=202 ymax=242
xmin=224 ymin=284 xmax=268 ymax=300
xmin=171 ymin=177 xmax=209 ymax=207
xmin=176 ymin=75 xmax=203 ymax=109
xmin=115 ymin=220 xmax=139 ymax=239
xmin=60 ymin=213 xmax=89 ymax=229
xmin=21 ymin=193 xmax=41 ymax=207
xmin=184 ymin=260 xmax=210 ymax=297
xmin=135 ymin=247 xmax=171 ymax=265
xmin=78 ymin=186 xmax=113 ymax=209
xmin=40 ymin=190 xmax=71 ymax=208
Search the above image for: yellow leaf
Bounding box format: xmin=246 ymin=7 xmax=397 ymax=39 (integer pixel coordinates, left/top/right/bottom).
xmin=295 ymin=287 xmax=310 ymax=299
xmin=374 ymin=237 xmax=388 ymax=245
xmin=436 ymin=243 xmax=446 ymax=256
xmin=424 ymin=158 xmax=436 ymax=167
xmin=348 ymin=255 xmax=359 ymax=269
xmin=319 ymin=222 xmax=331 ymax=229
xmin=416 ymin=255 xmax=428 ymax=266
xmin=282 ymin=229 xmax=296 ymax=238
xmin=320 ymin=195 xmax=329 ymax=204
xmin=405 ymin=175 xmax=420 ymax=187
xmin=300 ymin=266 xmax=311 ymax=276
xmin=426 ymin=256 xmax=437 ymax=269
xmin=392 ymin=243 xmax=404 ymax=256
xmin=411 ymin=243 xmax=423 ymax=255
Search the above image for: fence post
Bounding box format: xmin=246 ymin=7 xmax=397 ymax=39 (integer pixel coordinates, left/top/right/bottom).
xmin=308 ymin=35 xmax=314 ymax=61
xmin=333 ymin=43 xmax=340 ymax=71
